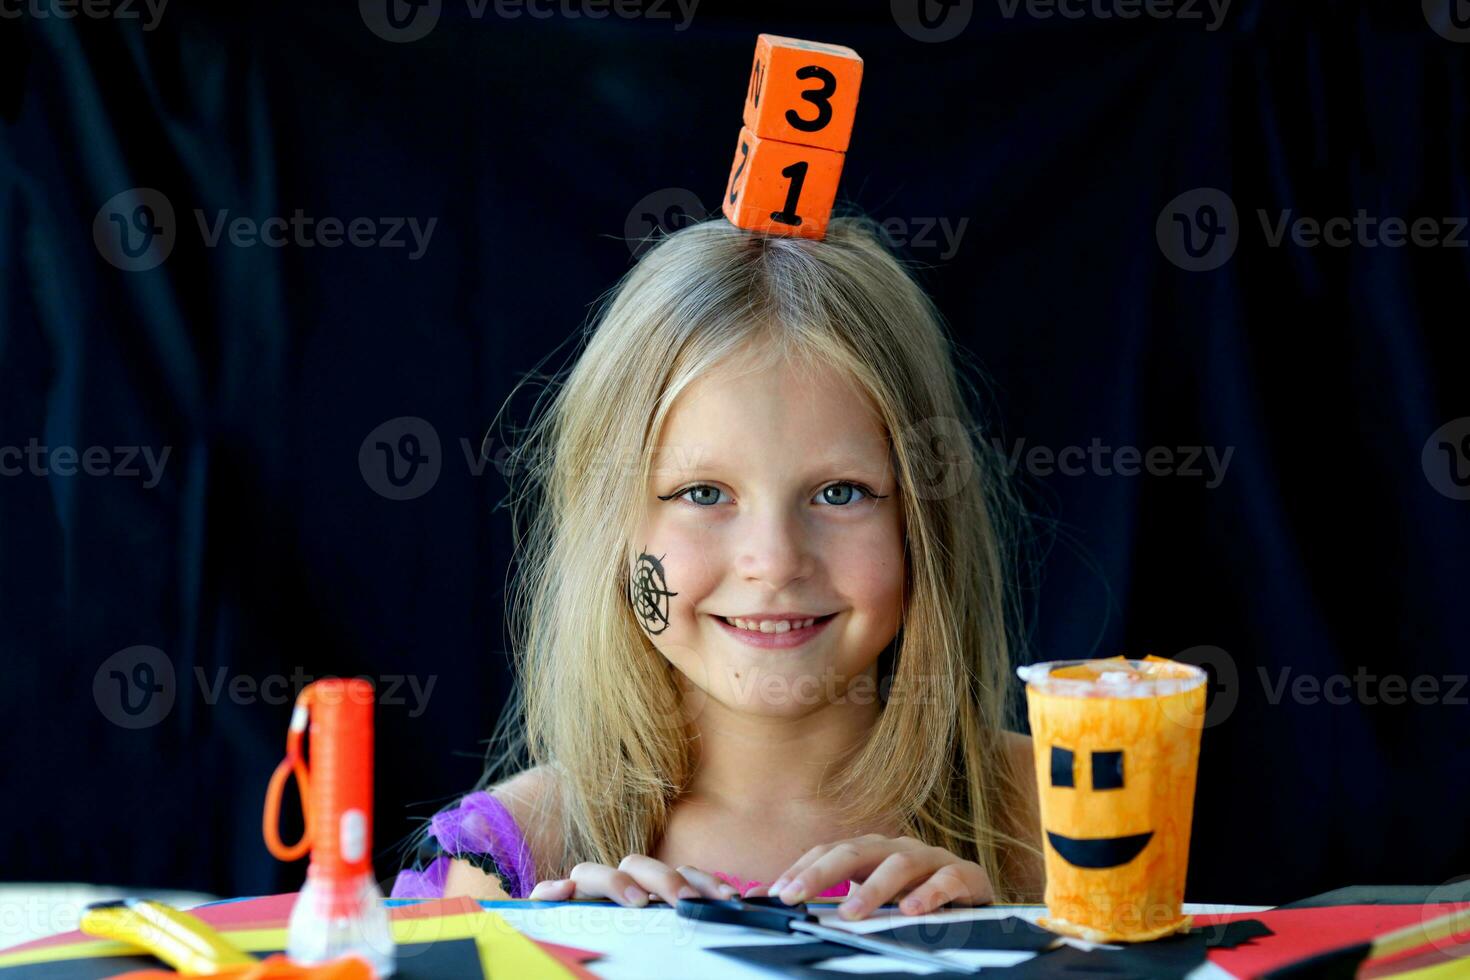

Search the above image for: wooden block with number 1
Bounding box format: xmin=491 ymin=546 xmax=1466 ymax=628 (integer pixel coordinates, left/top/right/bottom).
xmin=722 ymin=125 xmax=845 ymax=239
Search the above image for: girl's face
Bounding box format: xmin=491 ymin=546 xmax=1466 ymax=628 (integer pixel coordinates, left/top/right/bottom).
xmin=631 ymin=352 xmax=905 ymax=718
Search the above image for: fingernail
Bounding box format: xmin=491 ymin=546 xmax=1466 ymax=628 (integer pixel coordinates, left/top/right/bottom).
xmin=782 ymin=884 xmax=806 ymax=904
xmin=678 ymin=885 xmax=699 ymax=899
xmin=624 ymin=886 xmax=647 ymax=906
xmin=720 ymin=885 xmax=737 ymax=898
xmin=838 ymin=898 xmax=865 ymax=919
xmin=901 ymin=897 xmax=920 ymax=913
xmin=771 ymin=877 xmax=789 ymax=893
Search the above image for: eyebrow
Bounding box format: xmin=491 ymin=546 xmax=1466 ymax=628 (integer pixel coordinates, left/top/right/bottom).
xmin=650 ymin=445 xmax=892 ymax=479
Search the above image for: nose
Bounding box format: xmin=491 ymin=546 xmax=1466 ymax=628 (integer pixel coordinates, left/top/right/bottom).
xmin=735 ymin=504 xmax=813 ymax=592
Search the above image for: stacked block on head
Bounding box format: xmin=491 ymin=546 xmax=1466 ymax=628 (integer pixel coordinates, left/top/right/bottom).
xmin=722 ymin=34 xmax=862 ymax=240
xmin=723 ymin=127 xmax=845 ymax=240
xmin=742 ymin=34 xmax=862 ymax=152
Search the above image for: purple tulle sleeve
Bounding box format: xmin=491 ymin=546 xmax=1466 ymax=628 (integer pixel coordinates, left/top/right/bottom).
xmin=392 ymin=791 xmax=536 ymax=899
xmin=391 ymin=789 xmax=852 ymax=901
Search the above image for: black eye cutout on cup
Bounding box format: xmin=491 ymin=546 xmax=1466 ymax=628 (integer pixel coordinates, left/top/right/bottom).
xmin=1051 ymin=747 xmax=1126 ymax=790
xmin=1092 ymin=750 xmax=1125 ymax=790
xmin=1050 ymin=746 xmax=1074 ymax=787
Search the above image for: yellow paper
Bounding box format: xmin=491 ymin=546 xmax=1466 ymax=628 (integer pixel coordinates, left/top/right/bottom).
xmin=0 ymin=909 xmax=570 ymax=978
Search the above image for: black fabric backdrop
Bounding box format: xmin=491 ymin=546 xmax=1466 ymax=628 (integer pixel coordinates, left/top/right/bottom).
xmin=3 ymin=1 xmax=1468 ymax=903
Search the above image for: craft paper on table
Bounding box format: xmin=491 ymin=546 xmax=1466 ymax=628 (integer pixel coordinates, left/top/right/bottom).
xmin=0 ymin=897 xmax=483 ymax=958
xmin=1192 ymin=903 xmax=1470 ymax=979
xmin=708 ymin=916 xmax=1214 ymax=978
xmin=0 ymin=901 xmax=592 ymax=980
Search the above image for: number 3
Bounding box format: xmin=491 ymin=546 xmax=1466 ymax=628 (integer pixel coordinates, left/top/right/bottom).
xmin=785 ymin=65 xmax=836 ymax=133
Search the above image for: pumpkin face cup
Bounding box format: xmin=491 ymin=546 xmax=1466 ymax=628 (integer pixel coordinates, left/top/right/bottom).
xmin=1018 ymin=656 xmax=1207 ymax=943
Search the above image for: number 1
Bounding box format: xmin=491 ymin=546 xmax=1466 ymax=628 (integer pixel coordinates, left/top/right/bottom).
xmin=769 ymin=161 xmax=808 ymax=226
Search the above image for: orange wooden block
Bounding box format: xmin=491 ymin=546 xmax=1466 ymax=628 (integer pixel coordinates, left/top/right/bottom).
xmin=721 ymin=125 xmax=844 ymax=239
xmin=742 ymin=34 xmax=862 ymax=154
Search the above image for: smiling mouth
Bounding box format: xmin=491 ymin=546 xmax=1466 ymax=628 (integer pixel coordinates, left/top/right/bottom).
xmin=718 ymin=613 xmax=837 ymax=633
xmin=1045 ymin=831 xmax=1153 ymax=869
xmin=712 ymin=612 xmax=838 ymax=649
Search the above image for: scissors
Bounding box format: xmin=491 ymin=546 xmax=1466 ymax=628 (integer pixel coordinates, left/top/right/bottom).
xmin=676 ymin=895 xmax=980 ymax=973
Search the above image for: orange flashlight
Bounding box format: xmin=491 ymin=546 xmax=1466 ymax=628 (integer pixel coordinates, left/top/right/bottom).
xmin=264 ymin=679 xmax=394 ymax=977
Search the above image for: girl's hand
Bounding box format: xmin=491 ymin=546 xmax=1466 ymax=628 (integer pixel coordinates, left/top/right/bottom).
xmin=769 ymin=835 xmax=995 ymax=921
xmin=526 ymin=856 xmax=740 ymax=907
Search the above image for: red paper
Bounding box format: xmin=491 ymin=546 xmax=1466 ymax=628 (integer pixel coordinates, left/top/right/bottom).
xmin=1197 ymin=902 xmax=1470 ymax=979
xmin=388 ymin=896 xmax=481 ymax=921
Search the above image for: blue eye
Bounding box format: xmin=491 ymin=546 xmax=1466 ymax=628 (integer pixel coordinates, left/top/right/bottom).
xmin=679 ymin=485 xmax=727 ymax=506
xmin=815 ymin=483 xmax=870 ymax=506
xmin=658 ymin=483 xmax=882 ymax=507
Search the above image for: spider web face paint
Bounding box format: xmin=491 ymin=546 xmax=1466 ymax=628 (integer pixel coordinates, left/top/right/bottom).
xmin=631 ymin=550 xmax=678 ymax=635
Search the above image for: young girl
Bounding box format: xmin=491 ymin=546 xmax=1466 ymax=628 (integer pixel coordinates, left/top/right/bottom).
xmin=392 ymin=214 xmax=1045 ymax=920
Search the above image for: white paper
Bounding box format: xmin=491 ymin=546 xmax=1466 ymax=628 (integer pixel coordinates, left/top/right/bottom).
xmin=486 ymin=901 xmax=1264 ymax=979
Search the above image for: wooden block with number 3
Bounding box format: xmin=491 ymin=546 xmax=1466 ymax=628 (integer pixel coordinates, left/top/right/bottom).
xmin=742 ymin=34 xmax=862 ymax=153
xmin=722 ymin=125 xmax=844 ymax=239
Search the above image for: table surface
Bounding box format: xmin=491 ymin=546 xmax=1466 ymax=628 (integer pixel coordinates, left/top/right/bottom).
xmin=483 ymin=899 xmax=1272 ymax=979
xmin=0 ymin=889 xmax=1272 ymax=979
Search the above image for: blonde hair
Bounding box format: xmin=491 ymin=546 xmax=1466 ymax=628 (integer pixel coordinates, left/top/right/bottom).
xmin=478 ymin=214 xmax=1039 ymax=901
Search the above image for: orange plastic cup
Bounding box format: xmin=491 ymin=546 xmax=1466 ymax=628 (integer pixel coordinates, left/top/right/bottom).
xmin=1018 ymin=655 xmax=1207 ymax=942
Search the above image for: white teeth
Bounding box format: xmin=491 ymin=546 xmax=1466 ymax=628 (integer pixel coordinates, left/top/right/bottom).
xmin=723 ymin=616 xmax=819 ymax=633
